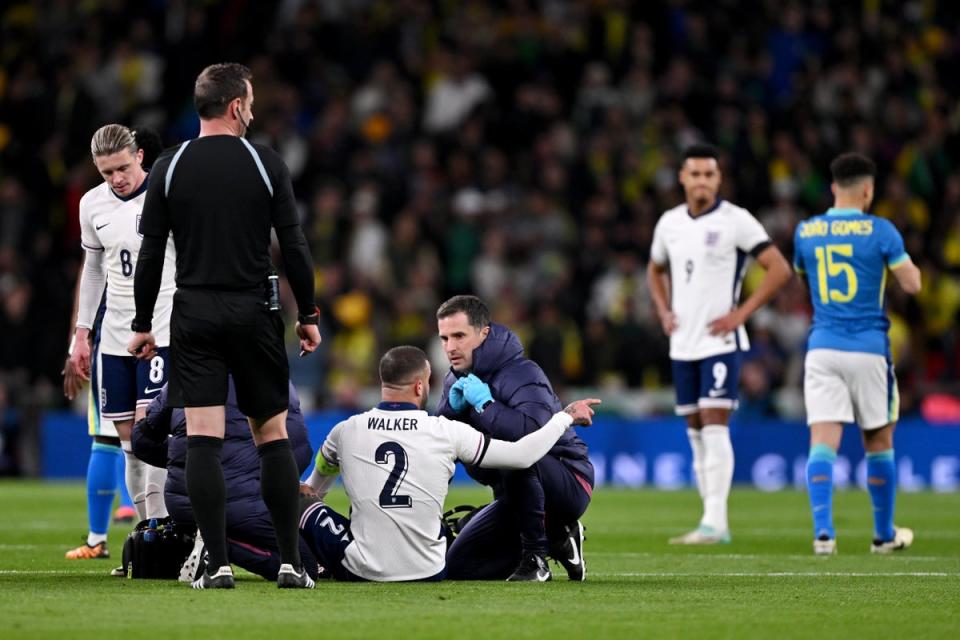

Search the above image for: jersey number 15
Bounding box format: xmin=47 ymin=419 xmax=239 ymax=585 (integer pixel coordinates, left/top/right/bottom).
xmin=814 ymin=244 xmax=858 ymax=304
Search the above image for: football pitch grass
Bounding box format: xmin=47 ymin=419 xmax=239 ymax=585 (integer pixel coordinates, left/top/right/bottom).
xmin=1 ymin=481 xmax=957 ymax=639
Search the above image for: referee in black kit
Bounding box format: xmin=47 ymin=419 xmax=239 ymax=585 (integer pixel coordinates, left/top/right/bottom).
xmin=128 ymin=63 xmax=320 ymax=590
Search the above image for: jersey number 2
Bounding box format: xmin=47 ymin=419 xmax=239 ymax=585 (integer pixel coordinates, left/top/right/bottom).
xmin=375 ymin=442 xmax=412 ymax=509
xmin=814 ymin=244 xmax=858 ymax=303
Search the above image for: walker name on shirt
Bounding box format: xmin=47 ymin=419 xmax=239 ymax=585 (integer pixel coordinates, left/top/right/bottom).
xmin=368 ymin=417 xmax=419 ymax=431
xmin=798 ymin=219 xmax=874 ymax=238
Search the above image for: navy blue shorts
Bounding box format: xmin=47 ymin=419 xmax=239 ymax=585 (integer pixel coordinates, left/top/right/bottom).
xmin=99 ymin=348 xmax=169 ymax=421
xmin=671 ymin=351 xmax=741 ymax=416
xmin=298 ymin=501 xmax=445 ymax=582
xmin=298 ymin=501 xmax=362 ymax=581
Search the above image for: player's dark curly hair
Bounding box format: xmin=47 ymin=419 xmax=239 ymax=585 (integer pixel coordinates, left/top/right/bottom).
xmin=194 ymin=63 xmax=252 ymax=119
xmin=436 ymin=295 xmax=490 ymax=329
xmin=682 ymin=143 xmax=720 ymax=162
xmin=380 ymin=346 xmax=430 ymax=386
xmin=133 ymin=128 xmax=163 ymax=170
xmin=830 ymin=152 xmax=876 ymax=187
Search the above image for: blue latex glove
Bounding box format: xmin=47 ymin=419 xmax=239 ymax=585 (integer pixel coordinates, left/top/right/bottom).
xmin=448 ymin=377 xmax=467 ymax=413
xmin=461 ymin=374 xmax=494 ymax=413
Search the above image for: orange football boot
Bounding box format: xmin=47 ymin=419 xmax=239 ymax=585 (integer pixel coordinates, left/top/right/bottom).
xmin=65 ymin=541 xmax=110 ymax=559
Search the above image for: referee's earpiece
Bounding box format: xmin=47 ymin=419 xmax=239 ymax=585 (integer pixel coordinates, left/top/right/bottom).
xmin=235 ymin=105 xmax=251 ymax=133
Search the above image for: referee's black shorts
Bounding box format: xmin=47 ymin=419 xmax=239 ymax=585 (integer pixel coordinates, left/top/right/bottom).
xmin=167 ymin=288 xmax=289 ymax=420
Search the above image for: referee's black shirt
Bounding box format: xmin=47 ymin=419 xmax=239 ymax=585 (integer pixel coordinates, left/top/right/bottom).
xmin=133 ymin=135 xmax=315 ymax=329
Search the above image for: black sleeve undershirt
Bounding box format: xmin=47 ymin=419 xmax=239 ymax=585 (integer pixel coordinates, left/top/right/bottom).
xmin=749 ymin=240 xmax=772 ymax=258
xmin=133 ymin=233 xmax=167 ymax=330
xmin=133 ymin=154 xmax=173 ymax=331
xmin=275 ymin=224 xmax=316 ymax=315
xmin=265 ymin=144 xmax=316 ymax=316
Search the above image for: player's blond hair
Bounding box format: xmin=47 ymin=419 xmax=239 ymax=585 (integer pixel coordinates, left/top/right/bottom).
xmin=90 ymin=124 xmax=137 ymax=157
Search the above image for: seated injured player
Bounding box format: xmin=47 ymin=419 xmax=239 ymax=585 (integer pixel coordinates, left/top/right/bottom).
xmin=299 ymin=345 xmax=599 ymax=582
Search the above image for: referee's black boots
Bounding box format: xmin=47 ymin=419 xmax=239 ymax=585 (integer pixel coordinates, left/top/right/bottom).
xmin=277 ymin=563 xmax=316 ymax=589
xmin=192 ymin=565 xmax=235 ymax=589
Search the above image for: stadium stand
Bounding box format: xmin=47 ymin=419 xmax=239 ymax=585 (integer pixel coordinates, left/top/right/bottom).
xmin=1 ymin=1 xmax=959 ymax=474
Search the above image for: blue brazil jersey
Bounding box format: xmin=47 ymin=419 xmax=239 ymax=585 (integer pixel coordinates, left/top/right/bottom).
xmin=793 ymin=208 xmax=910 ymax=356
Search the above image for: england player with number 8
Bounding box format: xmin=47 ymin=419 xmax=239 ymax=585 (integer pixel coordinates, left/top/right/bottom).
xmin=68 ymin=125 xmax=176 ymax=542
xmin=647 ymin=144 xmax=792 ymax=545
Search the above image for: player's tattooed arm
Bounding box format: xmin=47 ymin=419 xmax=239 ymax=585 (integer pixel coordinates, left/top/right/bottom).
xmin=563 ymin=399 xmax=602 ymax=426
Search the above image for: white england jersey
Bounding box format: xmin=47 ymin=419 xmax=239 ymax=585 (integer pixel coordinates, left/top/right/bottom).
xmin=650 ymin=199 xmax=770 ymax=361
xmin=79 ymin=181 xmax=176 ymax=355
xmin=319 ymin=404 xmax=488 ymax=582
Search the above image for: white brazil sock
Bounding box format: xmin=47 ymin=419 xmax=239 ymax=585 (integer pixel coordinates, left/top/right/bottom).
xmin=87 ymin=532 xmax=108 ymax=546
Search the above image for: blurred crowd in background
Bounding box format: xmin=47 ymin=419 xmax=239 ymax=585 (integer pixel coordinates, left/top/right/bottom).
xmin=3 ymin=1 xmax=960 ymax=474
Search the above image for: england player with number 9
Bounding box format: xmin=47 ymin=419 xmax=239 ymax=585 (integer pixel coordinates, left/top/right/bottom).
xmin=647 ymin=144 xmax=792 ymax=544
xmin=793 ymin=152 xmax=921 ymax=555
xmin=68 ymin=125 xmax=176 ymax=555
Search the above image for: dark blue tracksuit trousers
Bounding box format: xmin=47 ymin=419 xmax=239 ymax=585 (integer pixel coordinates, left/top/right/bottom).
xmin=445 ymin=454 xmax=590 ymax=580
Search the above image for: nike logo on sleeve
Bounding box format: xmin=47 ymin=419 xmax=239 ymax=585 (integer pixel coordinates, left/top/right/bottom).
xmin=95 ymin=223 xmax=111 ymax=230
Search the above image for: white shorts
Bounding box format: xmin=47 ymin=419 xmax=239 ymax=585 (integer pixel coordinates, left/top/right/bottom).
xmin=804 ymin=348 xmax=899 ymax=430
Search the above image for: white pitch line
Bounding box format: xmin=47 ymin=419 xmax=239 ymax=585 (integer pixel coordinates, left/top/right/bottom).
xmin=1 ymin=569 xmax=954 ymax=578
xmin=616 ymin=527 xmax=960 ymax=540
xmin=590 ymin=551 xmax=958 ymax=562
xmin=0 ymin=545 xmax=42 ymax=550
xmin=0 ymin=522 xmax=65 ymax=531
xmin=0 ymin=570 xmax=107 ymax=575
xmin=592 ymin=571 xmax=955 ymax=577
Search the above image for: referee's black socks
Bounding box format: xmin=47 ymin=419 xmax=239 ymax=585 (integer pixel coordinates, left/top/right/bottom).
xmin=186 ymin=435 xmax=229 ymax=570
xmin=258 ymin=439 xmax=302 ymax=570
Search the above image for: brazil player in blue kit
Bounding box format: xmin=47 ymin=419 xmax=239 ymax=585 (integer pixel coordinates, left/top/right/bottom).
xmin=793 ymin=153 xmax=922 ymax=555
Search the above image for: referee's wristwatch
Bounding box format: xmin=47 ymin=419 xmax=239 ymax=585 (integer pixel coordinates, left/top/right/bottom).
xmin=131 ymin=318 xmax=151 ymax=333
xmin=298 ymin=307 xmax=320 ymax=325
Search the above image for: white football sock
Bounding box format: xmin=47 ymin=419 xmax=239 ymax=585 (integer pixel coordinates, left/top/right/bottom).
xmin=686 ymin=428 xmax=706 ymax=500
xmin=700 ymin=425 xmax=734 ymax=532
xmin=144 ymin=465 xmax=169 ymax=519
xmin=87 ymin=532 xmax=108 ymax=546
xmin=122 ymin=441 xmax=147 ymax=521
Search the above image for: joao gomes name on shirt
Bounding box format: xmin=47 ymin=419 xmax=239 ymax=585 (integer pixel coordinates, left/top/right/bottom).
xmin=798 ymin=219 xmax=874 ymax=238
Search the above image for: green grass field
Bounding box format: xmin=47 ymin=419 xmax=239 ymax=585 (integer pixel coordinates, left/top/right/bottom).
xmin=1 ymin=481 xmax=957 ymax=639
